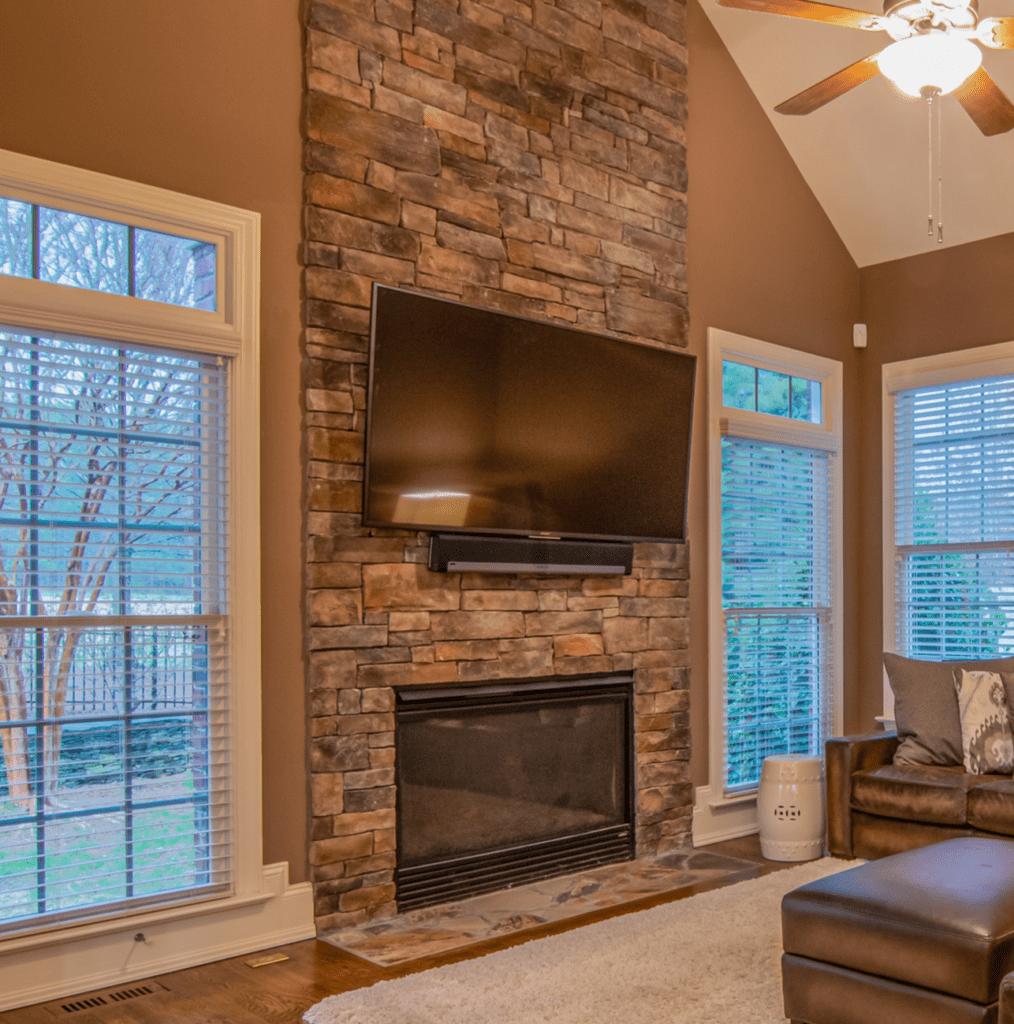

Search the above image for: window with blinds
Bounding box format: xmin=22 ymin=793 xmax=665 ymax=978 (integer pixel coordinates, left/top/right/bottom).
xmin=893 ymin=373 xmax=1014 ymax=660
xmin=0 ymin=332 xmax=230 ymax=934
xmin=706 ymin=331 xmax=842 ymax=812
xmin=720 ymin=436 xmax=834 ymax=793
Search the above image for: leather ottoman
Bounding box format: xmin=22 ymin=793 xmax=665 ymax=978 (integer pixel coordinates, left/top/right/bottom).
xmin=781 ymin=837 xmax=1014 ymax=1024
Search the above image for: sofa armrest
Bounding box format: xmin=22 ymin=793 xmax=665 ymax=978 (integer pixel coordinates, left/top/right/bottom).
xmin=825 ymin=732 xmax=899 ymax=858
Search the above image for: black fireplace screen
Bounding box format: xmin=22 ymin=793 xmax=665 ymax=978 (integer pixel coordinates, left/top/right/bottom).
xmin=395 ymin=674 xmax=634 ymax=910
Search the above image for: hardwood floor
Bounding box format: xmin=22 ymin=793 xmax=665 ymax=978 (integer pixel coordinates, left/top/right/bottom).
xmin=4 ymin=836 xmax=792 ymax=1024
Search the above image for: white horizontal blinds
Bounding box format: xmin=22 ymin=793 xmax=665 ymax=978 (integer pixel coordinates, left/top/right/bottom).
xmin=894 ymin=374 xmax=1014 ymax=660
xmin=721 ymin=436 xmax=834 ymax=794
xmin=0 ymin=334 xmax=228 ymax=613
xmin=0 ymin=332 xmax=230 ymax=934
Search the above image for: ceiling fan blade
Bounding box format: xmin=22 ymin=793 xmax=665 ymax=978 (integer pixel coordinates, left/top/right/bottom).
xmin=716 ymin=0 xmax=882 ymax=30
xmin=980 ymin=17 xmax=1014 ymax=48
xmin=953 ymin=67 xmax=1014 ymax=135
xmin=774 ymin=54 xmax=881 ymax=115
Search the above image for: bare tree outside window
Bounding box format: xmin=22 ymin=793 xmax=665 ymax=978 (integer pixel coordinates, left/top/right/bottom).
xmin=0 ymin=197 xmax=215 ymax=311
xmin=0 ymin=336 xmax=207 ymax=805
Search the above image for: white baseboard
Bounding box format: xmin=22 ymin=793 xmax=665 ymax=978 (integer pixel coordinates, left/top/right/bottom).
xmin=692 ymin=784 xmax=759 ymax=846
xmin=0 ymin=862 xmax=315 ymax=1012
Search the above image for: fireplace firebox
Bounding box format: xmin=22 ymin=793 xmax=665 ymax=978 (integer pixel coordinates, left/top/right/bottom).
xmin=394 ymin=674 xmax=635 ymax=911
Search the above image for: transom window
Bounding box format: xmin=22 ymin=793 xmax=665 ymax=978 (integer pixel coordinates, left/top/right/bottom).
xmin=0 ymin=197 xmax=216 ymax=311
xmin=721 ymin=359 xmax=822 ymax=423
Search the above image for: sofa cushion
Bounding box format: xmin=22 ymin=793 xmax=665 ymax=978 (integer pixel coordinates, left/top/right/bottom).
xmin=968 ymin=777 xmax=1014 ymax=837
xmin=884 ymin=653 xmax=1014 ymax=767
xmin=851 ymin=763 xmax=974 ymax=826
xmin=956 ymin=669 xmax=1014 ymax=774
xmin=851 ymin=811 xmax=975 ymax=860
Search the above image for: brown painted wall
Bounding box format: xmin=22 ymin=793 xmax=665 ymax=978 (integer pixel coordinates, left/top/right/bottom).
xmin=0 ymin=2 xmax=308 ymax=880
xmin=856 ymin=233 xmax=1014 ymax=730
xmin=685 ymin=0 xmax=865 ymax=789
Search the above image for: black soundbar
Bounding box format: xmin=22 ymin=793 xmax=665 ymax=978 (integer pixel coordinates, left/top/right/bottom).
xmin=427 ymin=533 xmax=633 ymax=575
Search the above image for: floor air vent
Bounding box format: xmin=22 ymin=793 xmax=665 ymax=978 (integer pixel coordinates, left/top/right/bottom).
xmin=108 ymin=985 xmax=157 ymax=1002
xmin=59 ymin=997 xmax=108 ymax=1014
xmin=48 ymin=982 xmax=166 ymax=1015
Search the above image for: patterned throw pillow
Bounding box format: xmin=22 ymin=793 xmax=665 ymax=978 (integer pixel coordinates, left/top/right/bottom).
xmin=955 ymin=669 xmax=1014 ymax=774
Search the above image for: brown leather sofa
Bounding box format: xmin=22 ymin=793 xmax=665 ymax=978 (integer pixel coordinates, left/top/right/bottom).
xmin=826 ymin=731 xmax=1014 ymax=860
xmin=1002 ymin=972 xmax=1014 ymax=1024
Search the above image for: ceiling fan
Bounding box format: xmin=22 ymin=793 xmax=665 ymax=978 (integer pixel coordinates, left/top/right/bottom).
xmin=717 ymin=0 xmax=1014 ymax=134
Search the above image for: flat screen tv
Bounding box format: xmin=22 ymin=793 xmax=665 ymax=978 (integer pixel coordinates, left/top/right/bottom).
xmin=364 ymin=284 xmax=696 ymax=543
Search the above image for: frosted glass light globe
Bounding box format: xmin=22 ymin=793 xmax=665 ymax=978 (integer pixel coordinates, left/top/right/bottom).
xmin=877 ymin=34 xmax=982 ymax=97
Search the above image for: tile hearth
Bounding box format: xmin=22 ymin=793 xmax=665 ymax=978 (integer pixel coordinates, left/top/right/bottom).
xmin=321 ymin=850 xmax=759 ymax=967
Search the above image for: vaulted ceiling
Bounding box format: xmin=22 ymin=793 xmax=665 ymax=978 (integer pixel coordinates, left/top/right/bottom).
xmin=702 ymin=0 xmax=1014 ymax=266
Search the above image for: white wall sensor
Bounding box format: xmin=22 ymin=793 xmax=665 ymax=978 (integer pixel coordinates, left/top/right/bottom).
xmin=853 ymin=323 xmax=867 ymax=349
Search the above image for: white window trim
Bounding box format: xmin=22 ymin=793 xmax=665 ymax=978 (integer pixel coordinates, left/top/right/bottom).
xmin=694 ymin=328 xmax=843 ymax=846
xmin=881 ymin=338 xmax=1014 ymax=721
xmin=0 ymin=149 xmax=311 ymax=1012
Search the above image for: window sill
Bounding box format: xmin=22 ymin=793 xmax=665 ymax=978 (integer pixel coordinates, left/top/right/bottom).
xmin=0 ymin=888 xmax=271 ymax=953
xmin=709 ymin=791 xmax=757 ymax=810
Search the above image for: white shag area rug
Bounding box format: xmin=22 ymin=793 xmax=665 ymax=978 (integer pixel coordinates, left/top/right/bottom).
xmin=304 ymin=857 xmax=860 ymax=1024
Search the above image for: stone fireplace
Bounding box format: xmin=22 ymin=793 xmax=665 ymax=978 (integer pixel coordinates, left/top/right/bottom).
xmin=302 ymin=0 xmax=690 ymax=932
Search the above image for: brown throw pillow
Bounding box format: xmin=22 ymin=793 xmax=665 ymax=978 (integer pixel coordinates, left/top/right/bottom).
xmin=884 ymin=652 xmax=1014 ymax=766
xmin=955 ymin=669 xmax=1014 ymax=774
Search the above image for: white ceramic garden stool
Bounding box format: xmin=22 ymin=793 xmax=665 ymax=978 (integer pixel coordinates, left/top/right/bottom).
xmin=757 ymin=754 xmax=825 ymax=861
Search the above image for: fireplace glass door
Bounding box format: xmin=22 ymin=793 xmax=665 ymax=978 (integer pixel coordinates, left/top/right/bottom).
xmin=395 ymin=674 xmax=634 ymax=910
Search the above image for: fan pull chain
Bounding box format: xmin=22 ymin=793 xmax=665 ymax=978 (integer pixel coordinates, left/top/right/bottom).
xmin=927 ymin=94 xmax=934 ymax=237
xmin=926 ymin=90 xmax=945 ymax=245
xmin=937 ymin=94 xmax=943 ymax=244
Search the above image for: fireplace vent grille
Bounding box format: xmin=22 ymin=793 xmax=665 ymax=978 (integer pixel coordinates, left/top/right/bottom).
xmin=396 ymin=824 xmax=634 ymax=911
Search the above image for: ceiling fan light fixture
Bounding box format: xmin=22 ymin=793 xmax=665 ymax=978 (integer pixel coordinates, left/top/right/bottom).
xmin=877 ymin=34 xmax=983 ymax=96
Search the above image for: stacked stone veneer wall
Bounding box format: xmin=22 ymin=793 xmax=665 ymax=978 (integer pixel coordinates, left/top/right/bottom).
xmin=302 ymin=0 xmax=690 ymax=932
